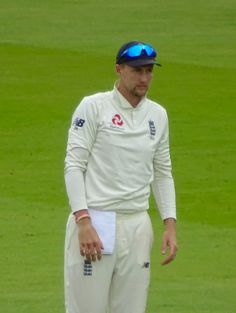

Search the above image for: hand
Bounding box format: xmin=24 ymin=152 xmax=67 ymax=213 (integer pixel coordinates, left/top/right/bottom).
xmin=161 ymin=218 xmax=178 ymax=265
xmin=77 ymin=217 xmax=104 ymax=262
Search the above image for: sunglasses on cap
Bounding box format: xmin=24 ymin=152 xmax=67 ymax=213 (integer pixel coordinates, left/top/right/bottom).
xmin=119 ymin=43 xmax=157 ymax=59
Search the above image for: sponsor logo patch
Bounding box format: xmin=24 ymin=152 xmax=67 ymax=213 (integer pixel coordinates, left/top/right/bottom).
xmin=73 ymin=117 xmax=86 ymax=129
xmin=112 ymin=114 xmax=124 ymax=127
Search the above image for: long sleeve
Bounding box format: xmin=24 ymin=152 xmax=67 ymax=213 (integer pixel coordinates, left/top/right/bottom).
xmin=151 ymin=110 xmax=176 ymax=220
xmin=65 ymin=147 xmax=89 ymax=212
xmin=64 ymin=97 xmax=98 ymax=212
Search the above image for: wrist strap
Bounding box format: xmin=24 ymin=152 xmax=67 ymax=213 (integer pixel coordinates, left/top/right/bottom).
xmin=75 ymin=213 xmax=90 ymax=224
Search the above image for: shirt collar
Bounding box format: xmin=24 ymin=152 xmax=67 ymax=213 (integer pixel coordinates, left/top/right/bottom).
xmin=112 ymin=82 xmax=147 ymax=110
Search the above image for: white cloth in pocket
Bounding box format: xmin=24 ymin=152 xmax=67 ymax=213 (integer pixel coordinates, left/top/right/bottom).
xmin=88 ymin=208 xmax=116 ymax=254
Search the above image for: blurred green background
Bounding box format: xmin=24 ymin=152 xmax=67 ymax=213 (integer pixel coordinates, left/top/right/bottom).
xmin=0 ymin=1 xmax=235 ymax=312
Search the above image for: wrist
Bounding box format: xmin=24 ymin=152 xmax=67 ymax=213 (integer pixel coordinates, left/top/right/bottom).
xmin=73 ymin=210 xmax=91 ymax=224
xmin=163 ymin=218 xmax=176 ymax=228
xmin=76 ymin=216 xmax=91 ymax=226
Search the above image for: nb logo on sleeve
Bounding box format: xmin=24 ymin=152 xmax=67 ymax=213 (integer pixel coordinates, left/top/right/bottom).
xmin=73 ymin=117 xmax=86 ymax=129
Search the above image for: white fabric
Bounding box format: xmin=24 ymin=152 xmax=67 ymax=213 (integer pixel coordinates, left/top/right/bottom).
xmin=64 ymin=85 xmax=176 ymax=218
xmin=88 ymin=208 xmax=116 ymax=254
xmin=65 ymin=167 xmax=88 ymax=211
xmin=64 ymin=211 xmax=153 ymax=313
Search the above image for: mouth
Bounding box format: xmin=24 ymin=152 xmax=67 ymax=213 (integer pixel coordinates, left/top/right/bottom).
xmin=137 ymin=85 xmax=148 ymax=89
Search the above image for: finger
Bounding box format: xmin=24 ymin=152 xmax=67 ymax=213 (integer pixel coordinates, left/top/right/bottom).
xmin=80 ymin=244 xmax=86 ymax=257
xmin=80 ymin=248 xmax=86 ymax=257
xmin=80 ymin=243 xmax=91 ymax=257
xmin=161 ymin=251 xmax=177 ymax=266
xmin=161 ymin=256 xmax=173 ymax=265
xmin=161 ymin=240 xmax=167 ymax=255
xmin=84 ymin=243 xmax=93 ymax=262
xmin=97 ymin=252 xmax=102 ymax=261
xmin=85 ymin=251 xmax=92 ymax=262
xmin=93 ymin=244 xmax=103 ymax=261
xmin=93 ymin=248 xmax=102 ymax=261
xmin=90 ymin=245 xmax=100 ymax=262
xmin=170 ymin=243 xmax=178 ymax=259
xmin=94 ymin=241 xmax=103 ymax=254
xmin=91 ymin=252 xmax=97 ymax=262
xmin=161 ymin=254 xmax=175 ymax=265
xmin=92 ymin=238 xmax=104 ymax=261
xmin=96 ymin=245 xmax=103 ymax=261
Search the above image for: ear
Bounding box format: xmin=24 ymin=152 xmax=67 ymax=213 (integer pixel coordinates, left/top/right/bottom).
xmin=115 ymin=64 xmax=120 ymax=74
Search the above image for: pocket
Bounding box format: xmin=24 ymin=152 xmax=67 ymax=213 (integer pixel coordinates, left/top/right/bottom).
xmin=135 ymin=213 xmax=154 ymax=266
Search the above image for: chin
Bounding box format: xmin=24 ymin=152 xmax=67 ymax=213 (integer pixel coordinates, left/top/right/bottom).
xmin=136 ymin=87 xmax=148 ymax=96
xmin=135 ymin=90 xmax=147 ymax=98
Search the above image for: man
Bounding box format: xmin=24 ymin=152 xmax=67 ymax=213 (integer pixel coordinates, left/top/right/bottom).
xmin=64 ymin=40 xmax=177 ymax=313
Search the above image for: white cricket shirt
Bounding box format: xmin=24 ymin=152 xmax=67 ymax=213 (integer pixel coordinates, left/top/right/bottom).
xmin=65 ymin=85 xmax=176 ymax=220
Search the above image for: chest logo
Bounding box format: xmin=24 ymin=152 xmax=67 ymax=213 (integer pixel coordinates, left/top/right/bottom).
xmin=112 ymin=114 xmax=124 ymax=127
xmin=149 ymin=120 xmax=156 ymax=139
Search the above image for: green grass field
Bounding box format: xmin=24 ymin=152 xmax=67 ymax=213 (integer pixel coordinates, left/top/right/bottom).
xmin=0 ymin=1 xmax=235 ymax=312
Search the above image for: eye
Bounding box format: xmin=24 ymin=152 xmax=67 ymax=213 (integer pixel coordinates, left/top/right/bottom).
xmin=146 ymin=67 xmax=153 ymax=73
xmin=133 ymin=67 xmax=143 ymax=73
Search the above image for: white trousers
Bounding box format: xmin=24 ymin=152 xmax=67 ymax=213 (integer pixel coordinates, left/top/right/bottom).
xmin=64 ymin=211 xmax=154 ymax=313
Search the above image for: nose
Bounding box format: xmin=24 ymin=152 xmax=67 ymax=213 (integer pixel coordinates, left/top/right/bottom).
xmin=140 ymin=70 xmax=151 ymax=83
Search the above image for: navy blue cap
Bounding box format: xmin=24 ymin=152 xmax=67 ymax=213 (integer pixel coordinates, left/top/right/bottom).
xmin=116 ymin=41 xmax=161 ymax=67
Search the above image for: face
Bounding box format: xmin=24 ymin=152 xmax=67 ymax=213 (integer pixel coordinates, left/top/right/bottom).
xmin=116 ymin=64 xmax=154 ymax=102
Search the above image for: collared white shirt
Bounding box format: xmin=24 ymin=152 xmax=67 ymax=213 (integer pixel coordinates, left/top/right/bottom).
xmin=65 ymin=85 xmax=176 ymax=219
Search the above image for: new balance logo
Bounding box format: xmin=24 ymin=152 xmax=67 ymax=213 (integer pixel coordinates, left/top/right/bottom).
xmin=142 ymin=262 xmax=150 ymax=269
xmin=83 ymin=260 xmax=92 ymax=276
xmin=73 ymin=117 xmax=86 ymax=129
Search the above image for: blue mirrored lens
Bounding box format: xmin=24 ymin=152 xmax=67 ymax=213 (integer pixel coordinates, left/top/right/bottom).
xmin=121 ymin=44 xmax=156 ymax=58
